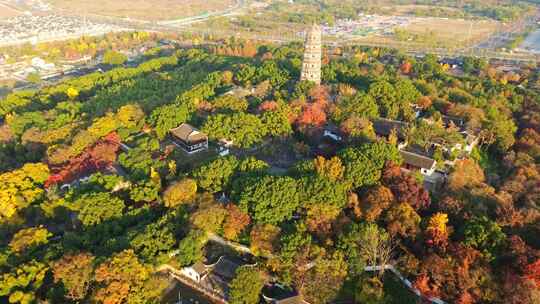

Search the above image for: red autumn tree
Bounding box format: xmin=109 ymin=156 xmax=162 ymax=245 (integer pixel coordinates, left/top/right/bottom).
xmin=382 ymin=162 xmax=430 ymax=210
xmin=501 ymin=270 xmax=539 ymax=304
xmin=413 ymin=273 xmax=440 ymax=299
xmin=45 ymin=132 xmax=120 ymax=187
xmin=523 ymin=259 xmax=540 ymax=288
xmin=400 ymin=61 xmax=412 ymax=74
xmin=309 ymin=85 xmax=330 ymax=107
xmin=296 ymin=103 xmax=327 ymax=129
xmin=456 ymin=291 xmax=475 ymax=304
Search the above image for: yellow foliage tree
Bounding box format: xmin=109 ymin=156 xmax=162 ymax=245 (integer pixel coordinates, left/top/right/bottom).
xmin=0 ymin=163 xmax=49 ymax=219
xmin=314 ymin=156 xmax=344 ymax=181
xmin=162 ymin=178 xmax=197 ymax=208
xmin=9 ymin=226 xmax=51 ymax=253
xmin=427 ymin=212 xmax=448 ymax=235
xmin=116 ymin=104 xmax=144 ymax=129
xmin=425 ymin=212 xmax=450 ymax=249
xmin=66 ymin=87 xmax=79 ymax=100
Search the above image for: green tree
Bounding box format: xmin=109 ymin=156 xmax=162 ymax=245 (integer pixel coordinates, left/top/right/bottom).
xmin=355 ymin=275 xmax=387 ymax=304
xmin=150 ymin=104 xmax=190 ymax=139
xmin=463 ymin=216 xmax=506 ymax=261
xmin=483 ymin=106 xmax=517 ymax=152
xmin=190 ymin=204 xmax=227 ymax=233
xmin=229 ymin=267 xmax=264 ymax=304
xmin=357 ymin=223 xmax=394 ymax=274
xmin=301 ymin=251 xmax=348 ymax=304
xmin=339 ymin=142 xmax=402 ymax=189
xmin=235 ymin=65 xmax=256 ymax=86
xmin=394 ymin=79 xmax=421 ymax=105
xmin=413 ymin=54 xmax=442 ymax=78
xmin=238 ymin=157 xmax=269 ymax=174
xmin=118 ymin=138 xmax=162 ymax=180
xmin=177 ymin=230 xmax=207 ymax=266
xmin=103 ymin=50 xmax=128 ymax=66
xmin=300 ymin=175 xmax=349 ymax=210
xmin=74 ymin=192 xmax=125 ymax=227
xmin=261 ymin=109 xmax=293 ymax=137
xmin=212 ymin=95 xmax=248 ymax=112
xmin=202 ymin=112 xmax=267 ymax=148
xmin=333 ymin=92 xmax=379 ymax=123
xmin=368 ymin=81 xmax=398 ymax=119
xmin=238 ymin=175 xmax=300 ymax=225
xmin=129 ymin=180 xmax=160 ymax=203
xmin=130 ymin=219 xmax=176 ymax=262
xmin=254 ymin=60 xmax=289 ymax=88
xmin=192 ymin=156 xmax=239 ymax=193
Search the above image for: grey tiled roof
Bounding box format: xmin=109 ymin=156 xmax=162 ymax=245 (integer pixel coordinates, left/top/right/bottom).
xmin=400 ymin=150 xmax=436 ymax=169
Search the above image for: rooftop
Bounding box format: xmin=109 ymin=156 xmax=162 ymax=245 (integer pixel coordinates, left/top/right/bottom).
xmin=212 ymin=256 xmax=243 ymax=281
xmin=372 ymin=118 xmax=409 ymax=139
xmin=170 ymin=123 xmax=207 ymax=143
xmin=400 ymin=149 xmax=436 ymax=169
xmin=191 ymin=261 xmax=208 ymax=274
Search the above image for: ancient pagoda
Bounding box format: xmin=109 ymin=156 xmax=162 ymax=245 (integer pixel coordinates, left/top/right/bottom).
xmin=300 ymin=23 xmax=322 ymax=85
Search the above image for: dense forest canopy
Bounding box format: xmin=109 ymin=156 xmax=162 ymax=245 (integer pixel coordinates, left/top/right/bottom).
xmin=0 ymin=34 xmax=539 ymax=304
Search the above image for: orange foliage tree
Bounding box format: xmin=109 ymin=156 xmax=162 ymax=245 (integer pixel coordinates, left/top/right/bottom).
xmin=223 ymin=204 xmax=251 ymax=240
xmin=400 ymin=61 xmax=412 ymax=74
xmin=94 ymin=250 xmax=150 ymax=304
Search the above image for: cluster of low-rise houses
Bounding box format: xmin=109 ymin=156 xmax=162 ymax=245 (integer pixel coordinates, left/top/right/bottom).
xmin=356 ymin=110 xmax=478 ymax=191
xmin=0 ymin=54 xmax=93 ymax=82
xmin=172 ymin=242 xmax=309 ymax=304
xmin=0 ymin=14 xmax=121 ymax=47
xmin=322 ymin=14 xmax=412 ymax=38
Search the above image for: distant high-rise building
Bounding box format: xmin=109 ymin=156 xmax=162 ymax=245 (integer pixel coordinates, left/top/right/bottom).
xmin=300 ymin=23 xmax=322 ymax=85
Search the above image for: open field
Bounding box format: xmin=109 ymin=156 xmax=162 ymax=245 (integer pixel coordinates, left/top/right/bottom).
xmin=48 ymin=0 xmax=235 ymax=21
xmin=400 ymin=17 xmax=499 ymax=47
xmin=0 ymin=4 xmax=23 ymax=19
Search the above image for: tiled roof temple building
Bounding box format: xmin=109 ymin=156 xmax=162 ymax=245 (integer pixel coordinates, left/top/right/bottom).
xmin=300 ymin=24 xmax=322 ymax=85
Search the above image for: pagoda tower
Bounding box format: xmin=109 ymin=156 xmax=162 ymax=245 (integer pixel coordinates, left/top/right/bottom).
xmin=300 ymin=24 xmax=322 ymax=85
